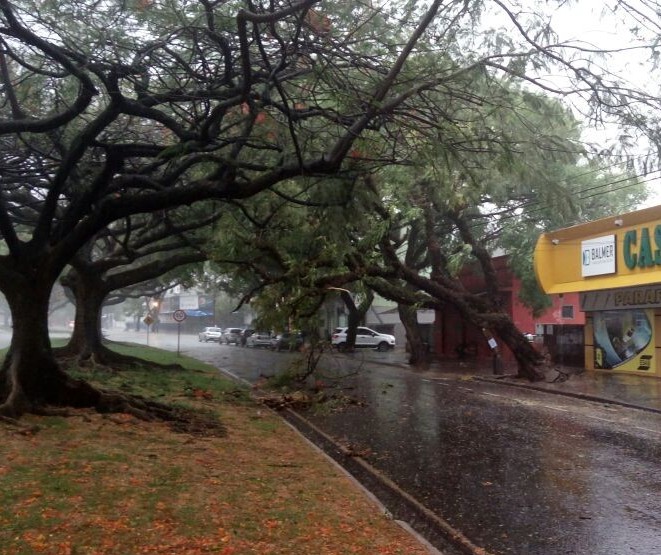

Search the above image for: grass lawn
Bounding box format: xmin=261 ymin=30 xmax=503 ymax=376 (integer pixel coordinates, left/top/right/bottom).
xmin=0 ymin=342 xmax=430 ymax=554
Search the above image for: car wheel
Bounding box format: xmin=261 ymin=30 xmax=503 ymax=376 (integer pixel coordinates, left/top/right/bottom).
xmin=377 ymin=342 xmax=389 ymax=352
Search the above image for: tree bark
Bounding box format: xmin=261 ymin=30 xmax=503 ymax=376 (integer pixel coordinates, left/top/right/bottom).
xmin=398 ymin=303 xmax=430 ymax=368
xmin=0 ymin=276 xmax=101 ymax=417
xmin=339 ymin=290 xmax=373 ymax=352
xmin=60 ymin=268 xmax=107 ymax=362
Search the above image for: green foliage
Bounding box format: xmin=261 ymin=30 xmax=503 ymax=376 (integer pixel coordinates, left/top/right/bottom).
xmin=202 ymin=67 xmax=650 ymax=323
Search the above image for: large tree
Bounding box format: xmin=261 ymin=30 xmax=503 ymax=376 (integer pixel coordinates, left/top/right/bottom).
xmin=59 ymin=206 xmax=217 ymax=365
xmin=0 ymin=0 xmax=449 ymax=417
xmin=206 ymin=85 xmax=649 ymax=380
xmin=1 ymin=0 xmax=659 ymax=416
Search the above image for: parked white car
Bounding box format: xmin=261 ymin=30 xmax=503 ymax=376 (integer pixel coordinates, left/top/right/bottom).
xmin=331 ymin=327 xmax=395 ymax=352
xmin=198 ymin=327 xmax=222 ymax=342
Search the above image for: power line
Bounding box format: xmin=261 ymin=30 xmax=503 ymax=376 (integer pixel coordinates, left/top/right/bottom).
xmin=464 ymin=165 xmax=660 ymax=233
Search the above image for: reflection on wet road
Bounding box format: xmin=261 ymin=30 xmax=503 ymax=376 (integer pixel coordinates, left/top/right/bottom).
xmin=109 ymin=332 xmax=661 ymax=554
xmin=301 ymin=364 xmax=661 ymax=555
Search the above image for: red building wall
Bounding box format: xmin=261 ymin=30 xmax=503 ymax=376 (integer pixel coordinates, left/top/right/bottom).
xmin=433 ymin=255 xmax=584 ymax=367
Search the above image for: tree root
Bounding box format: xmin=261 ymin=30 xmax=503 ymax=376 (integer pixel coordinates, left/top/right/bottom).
xmin=0 ymin=414 xmax=40 ymax=435
xmin=55 ymin=347 xmax=185 ymax=372
xmin=1 ymin=375 xmax=225 ymax=438
xmin=94 ymin=389 xmax=227 ymax=437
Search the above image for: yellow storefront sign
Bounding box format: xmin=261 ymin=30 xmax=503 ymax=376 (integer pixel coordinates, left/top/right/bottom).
xmin=534 ymin=205 xmax=661 ymax=294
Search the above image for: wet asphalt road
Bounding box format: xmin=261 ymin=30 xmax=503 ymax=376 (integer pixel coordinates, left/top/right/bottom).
xmin=110 ymin=332 xmax=661 ymax=554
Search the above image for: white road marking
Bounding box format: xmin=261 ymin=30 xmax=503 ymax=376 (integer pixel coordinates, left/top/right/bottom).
xmin=586 ymin=415 xmax=614 ymax=423
xmin=543 ymin=405 xmax=569 ymax=412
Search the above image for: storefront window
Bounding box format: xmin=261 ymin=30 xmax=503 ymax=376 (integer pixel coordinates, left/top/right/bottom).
xmin=593 ymin=309 xmax=654 ymax=371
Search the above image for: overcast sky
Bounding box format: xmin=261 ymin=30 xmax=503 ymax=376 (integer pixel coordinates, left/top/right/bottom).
xmin=547 ymin=2 xmax=660 ymax=208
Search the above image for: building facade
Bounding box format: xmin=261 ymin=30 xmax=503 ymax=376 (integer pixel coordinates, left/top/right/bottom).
xmin=535 ymin=204 xmax=661 ymax=378
xmin=433 ymin=255 xmax=584 ymax=367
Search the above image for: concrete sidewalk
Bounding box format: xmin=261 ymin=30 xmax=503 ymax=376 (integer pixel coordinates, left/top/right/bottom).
xmin=355 ymin=348 xmax=661 ymax=415
xmin=477 ymin=367 xmax=661 ymax=415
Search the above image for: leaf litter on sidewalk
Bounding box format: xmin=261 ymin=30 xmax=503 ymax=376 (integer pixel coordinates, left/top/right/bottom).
xmin=0 ymin=345 xmax=430 ymax=555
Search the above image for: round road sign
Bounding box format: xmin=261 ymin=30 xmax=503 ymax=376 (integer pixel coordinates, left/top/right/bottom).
xmin=173 ymin=309 xmax=187 ymax=322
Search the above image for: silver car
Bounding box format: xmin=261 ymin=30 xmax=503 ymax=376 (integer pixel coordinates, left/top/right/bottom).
xmin=198 ymin=327 xmax=222 ymax=342
xmin=222 ymin=327 xmax=243 ymax=345
xmin=246 ymin=331 xmax=272 ymax=348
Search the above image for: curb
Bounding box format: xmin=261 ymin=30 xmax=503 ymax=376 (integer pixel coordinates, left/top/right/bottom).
xmin=282 ymin=409 xmax=493 ymax=555
xmin=472 ymin=376 xmax=661 ymax=415
xmin=217 ymin=366 xmax=490 ymax=555
xmin=278 ymin=416 xmax=444 ymax=555
xmin=216 ymin=367 xmax=462 ymax=554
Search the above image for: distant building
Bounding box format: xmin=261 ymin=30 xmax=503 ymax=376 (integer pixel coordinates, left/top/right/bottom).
xmin=157 ymin=287 xmax=249 ymax=333
xmin=433 ymin=255 xmax=584 ymax=368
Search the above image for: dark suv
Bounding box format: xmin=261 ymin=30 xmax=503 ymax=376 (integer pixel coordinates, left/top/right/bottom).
xmin=270 ymin=331 xmax=305 ymax=352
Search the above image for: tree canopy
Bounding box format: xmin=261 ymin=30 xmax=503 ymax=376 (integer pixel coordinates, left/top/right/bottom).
xmin=0 ymin=0 xmax=451 ymax=417
xmin=206 ymin=82 xmax=650 ymax=378
xmin=0 ymin=0 xmax=660 ymax=414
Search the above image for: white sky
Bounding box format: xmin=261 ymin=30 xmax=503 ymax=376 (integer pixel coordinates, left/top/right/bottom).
xmin=516 ymin=2 xmax=661 ymax=208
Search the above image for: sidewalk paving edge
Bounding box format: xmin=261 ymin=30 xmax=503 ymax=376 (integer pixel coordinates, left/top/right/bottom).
xmin=472 ymin=376 xmax=661 ymax=415
xmin=344 ymin=350 xmax=661 ymax=417
xmin=216 ymin=367 xmax=450 ymax=555
xmin=282 ymin=408 xmax=491 ymax=555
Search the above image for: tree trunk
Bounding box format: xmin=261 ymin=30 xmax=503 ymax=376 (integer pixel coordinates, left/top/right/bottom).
xmin=340 ymin=290 xmax=374 ymax=352
xmin=398 ymin=303 xmax=430 ymax=368
xmin=62 ymin=269 xmax=108 ymax=362
xmin=0 ymin=278 xmax=101 ymax=417
xmin=338 ymin=291 xmax=358 ymax=350
xmin=0 ymin=274 xmax=181 ymax=418
xmin=345 ymin=303 xmax=361 ymax=350
xmin=59 ymin=268 xmax=150 ymax=368
xmin=490 ymin=315 xmax=545 ymax=380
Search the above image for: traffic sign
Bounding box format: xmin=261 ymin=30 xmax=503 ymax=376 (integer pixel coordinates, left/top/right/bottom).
xmin=173 ymin=309 xmax=187 ymax=322
xmin=143 ymin=314 xmax=154 ymax=326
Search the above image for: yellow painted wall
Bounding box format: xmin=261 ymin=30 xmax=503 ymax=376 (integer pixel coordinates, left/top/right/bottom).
xmin=535 ymin=205 xmax=661 ymax=294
